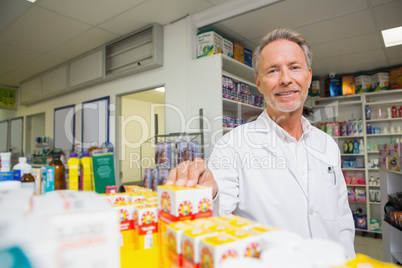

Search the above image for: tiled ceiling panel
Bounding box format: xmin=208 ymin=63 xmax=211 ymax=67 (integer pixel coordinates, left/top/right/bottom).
xmin=372 ymin=0 xmax=402 ymax=30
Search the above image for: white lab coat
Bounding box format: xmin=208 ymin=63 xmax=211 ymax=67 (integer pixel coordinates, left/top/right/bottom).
xmin=209 ymin=111 xmax=356 ymax=258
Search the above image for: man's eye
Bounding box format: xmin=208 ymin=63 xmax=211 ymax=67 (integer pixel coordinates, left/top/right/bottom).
xmin=291 ymin=66 xmax=301 ymax=70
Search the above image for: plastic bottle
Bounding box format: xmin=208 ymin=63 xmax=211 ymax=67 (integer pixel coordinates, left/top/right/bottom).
xmin=347 ymin=120 xmax=354 ymax=136
xmin=365 ymin=105 xmax=371 ymax=120
xmin=20 ymin=172 xmax=35 ymax=191
xmin=49 ymin=153 xmax=66 ymax=190
xmin=80 ymin=152 xmax=93 ymax=191
xmin=348 ymin=140 xmax=354 ymax=154
xmin=341 ymin=121 xmax=347 ymax=136
xmin=359 ymin=140 xmax=364 ymax=154
xmin=358 ymin=119 xmax=363 ymax=135
xmin=387 ymin=107 xmax=391 ymax=119
xmin=399 ymin=106 xmax=402 ymax=118
xmin=343 ymin=141 xmax=348 ymax=154
xmin=377 ymin=107 xmax=382 ymax=119
xmin=392 ymin=106 xmax=397 ymax=118
xmin=0 ymin=152 xmax=11 ymax=172
xmin=326 ymin=123 xmax=333 ymax=136
xmin=366 ymin=123 xmax=372 ymax=134
xmin=353 ymin=119 xmax=358 ymax=136
xmin=353 ymin=140 xmax=359 ymax=154
xmin=68 ymin=153 xmax=80 ymax=191
xmin=13 ymin=157 xmax=32 ymax=182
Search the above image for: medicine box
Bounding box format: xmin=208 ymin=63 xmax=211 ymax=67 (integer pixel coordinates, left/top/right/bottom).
xmin=199 ymin=233 xmax=241 ymax=268
xmin=31 ymin=168 xmax=41 ymax=195
xmin=166 ymin=221 xmax=193 ymax=267
xmin=390 ymin=67 xmax=402 ymax=89
xmin=158 ymin=185 xmax=195 ymax=217
xmin=325 ymin=78 xmax=342 ymax=97
xmin=223 ymin=37 xmax=233 ymax=58
xmin=342 ymin=76 xmax=355 ymax=95
xmin=309 ymin=80 xmax=320 ymax=97
xmin=354 ymin=75 xmax=371 ymax=93
xmin=181 ymin=228 xmax=218 ymax=267
xmin=244 ymin=48 xmax=252 ymax=67
xmin=197 ymin=30 xmax=223 ymax=58
xmin=371 ymin=72 xmax=390 ymax=91
xmin=233 ymin=41 xmax=244 ymax=63
xmin=41 ymin=166 xmax=54 ymax=194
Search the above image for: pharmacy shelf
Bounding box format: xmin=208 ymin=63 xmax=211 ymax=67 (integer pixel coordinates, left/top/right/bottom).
xmin=222 ymin=98 xmax=264 ymax=114
xmin=334 ymin=135 xmax=364 ymax=139
xmin=369 ymin=202 xmax=381 ymax=205
xmin=368 ymin=185 xmax=381 ymax=188
xmin=368 ymin=168 xmax=379 ymax=171
xmin=367 ymin=151 xmax=379 ymax=154
xmin=355 ymin=228 xmax=382 ymax=234
xmin=341 ymin=153 xmax=365 ymax=156
xmin=342 ymin=168 xmax=366 ymax=171
xmin=366 ymin=133 xmax=402 ymax=137
xmin=349 ymin=201 xmax=367 ymax=204
xmin=379 ymin=168 xmax=402 ymax=175
xmin=346 ymin=184 xmax=366 ymax=187
xmin=366 ymin=117 xmax=402 ymax=123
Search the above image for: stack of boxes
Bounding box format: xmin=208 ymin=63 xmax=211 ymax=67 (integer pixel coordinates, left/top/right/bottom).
xmin=379 ymin=143 xmax=401 ymax=171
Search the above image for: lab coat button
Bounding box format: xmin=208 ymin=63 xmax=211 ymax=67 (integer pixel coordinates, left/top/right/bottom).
xmin=310 ymin=209 xmax=314 ymax=215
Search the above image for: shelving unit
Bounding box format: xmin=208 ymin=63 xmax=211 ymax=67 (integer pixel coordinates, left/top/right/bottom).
xmin=310 ymin=89 xmax=402 ymax=235
xmin=380 ymin=169 xmax=402 ymax=264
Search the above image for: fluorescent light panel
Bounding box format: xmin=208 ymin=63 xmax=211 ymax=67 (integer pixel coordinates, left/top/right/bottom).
xmin=382 ymin=26 xmax=402 ymax=48
xmin=26 ymin=0 xmax=36 ymax=2
xmin=155 ymin=87 xmax=165 ymax=92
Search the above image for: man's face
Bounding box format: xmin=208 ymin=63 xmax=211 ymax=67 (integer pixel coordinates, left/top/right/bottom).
xmin=255 ymin=39 xmax=312 ymax=116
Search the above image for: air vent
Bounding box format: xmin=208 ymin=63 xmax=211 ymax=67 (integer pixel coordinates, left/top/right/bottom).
xmin=106 ymin=23 xmax=163 ymax=76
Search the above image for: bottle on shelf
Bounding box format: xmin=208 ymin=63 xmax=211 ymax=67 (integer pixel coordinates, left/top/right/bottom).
xmin=353 ymin=139 xmax=359 ymax=154
xmin=353 ymin=119 xmax=358 ymax=136
xmin=365 ymin=105 xmax=371 ymax=120
xmin=348 ymin=140 xmax=354 ymax=154
xmin=399 ymin=106 xmax=402 ymax=118
xmin=359 ymin=140 xmax=364 ymax=154
xmin=343 ymin=140 xmax=348 ymax=154
xmin=358 ymin=119 xmax=363 ymax=135
xmin=347 ymin=120 xmax=354 ymax=136
xmin=20 ymin=171 xmax=35 ymax=191
xmin=387 ymin=106 xmax=391 ymax=119
xmin=49 ymin=153 xmax=66 ymax=190
xmin=377 ymin=106 xmax=382 ymax=119
xmin=341 ymin=121 xmax=347 ymax=136
xmin=326 ymin=122 xmax=333 ymax=136
xmin=80 ymin=152 xmax=93 ymax=191
xmin=68 ymin=153 xmax=80 ymax=191
xmin=391 ymin=106 xmax=397 ymax=118
xmin=366 ymin=123 xmax=372 ymax=134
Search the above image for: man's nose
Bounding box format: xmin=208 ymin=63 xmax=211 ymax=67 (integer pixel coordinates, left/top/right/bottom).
xmin=279 ymin=69 xmax=292 ymax=85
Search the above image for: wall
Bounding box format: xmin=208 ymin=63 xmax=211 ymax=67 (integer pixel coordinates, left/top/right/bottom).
xmin=0 ymin=17 xmax=196 ymax=183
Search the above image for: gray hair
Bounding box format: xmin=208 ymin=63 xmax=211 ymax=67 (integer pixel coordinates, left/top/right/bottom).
xmin=252 ymin=28 xmax=313 ymax=76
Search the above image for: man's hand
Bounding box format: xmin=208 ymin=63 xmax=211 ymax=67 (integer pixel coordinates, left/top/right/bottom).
xmin=166 ymin=158 xmax=218 ymax=198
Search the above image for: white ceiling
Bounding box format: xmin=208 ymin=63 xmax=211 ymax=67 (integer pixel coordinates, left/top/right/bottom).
xmin=1 ymin=0 xmax=402 ymax=88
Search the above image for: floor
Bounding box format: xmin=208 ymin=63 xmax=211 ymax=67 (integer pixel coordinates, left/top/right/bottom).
xmin=354 ymin=232 xmax=383 ymax=261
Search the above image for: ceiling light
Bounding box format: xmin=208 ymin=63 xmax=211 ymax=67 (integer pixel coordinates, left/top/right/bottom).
xmin=155 ymin=87 xmax=165 ymax=92
xmin=26 ymin=0 xmax=36 ymax=2
xmin=382 ymin=26 xmax=402 ymax=47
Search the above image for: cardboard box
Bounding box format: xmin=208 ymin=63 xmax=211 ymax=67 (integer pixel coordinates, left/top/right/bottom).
xmin=233 ymin=41 xmax=244 ymax=63
xmin=199 ymin=233 xmax=240 ymax=268
xmin=223 ymin=37 xmax=233 ymax=58
xmin=371 ymin=72 xmax=390 ymax=91
xmin=354 ymin=75 xmax=371 ymax=93
xmin=166 ymin=221 xmax=193 ymax=267
xmin=342 ymin=76 xmax=355 ymax=95
xmin=309 ymin=80 xmax=320 ymax=97
xmin=181 ymin=228 xmax=219 ymax=267
xmin=244 ymin=48 xmax=252 ymax=67
xmin=31 ymin=168 xmax=41 ymax=195
xmin=41 ymin=166 xmax=54 ymax=194
xmin=325 ymin=78 xmax=342 ymax=97
xmin=390 ymin=67 xmax=402 ymax=89
xmin=197 ymin=30 xmax=223 ymax=58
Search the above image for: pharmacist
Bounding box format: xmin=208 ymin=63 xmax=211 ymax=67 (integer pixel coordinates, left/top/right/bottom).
xmin=167 ymin=28 xmax=355 ymax=258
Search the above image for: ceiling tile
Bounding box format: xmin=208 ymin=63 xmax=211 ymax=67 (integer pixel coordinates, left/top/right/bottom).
xmin=297 ymin=10 xmax=376 ymax=45
xmin=311 ymin=33 xmax=383 ymax=60
xmin=16 ymin=54 xmax=67 ymax=82
xmin=0 ymin=70 xmax=31 ymax=87
xmin=0 ymin=0 xmax=32 ymax=32
xmin=372 ymin=0 xmax=402 ymax=30
xmin=49 ymin=28 xmax=118 ymax=59
xmin=37 ymin=0 xmax=146 ymax=26
xmin=0 ymin=6 xmax=91 ymax=52
xmin=0 ymin=43 xmax=40 ymax=70
xmin=385 ymin=45 xmax=402 ymax=63
xmin=215 ymin=0 xmax=368 ymax=41
xmin=100 ymin=0 xmax=212 ymax=35
xmin=370 ymin=0 xmax=397 ymax=7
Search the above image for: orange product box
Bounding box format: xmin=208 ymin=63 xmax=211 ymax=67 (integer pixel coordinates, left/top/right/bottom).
xmin=133 ymin=203 xmax=158 ymax=250
xmin=390 ymin=67 xmax=402 ymax=89
xmin=342 ymin=75 xmax=355 ymax=95
xmin=233 ymin=41 xmax=244 ymax=63
xmin=223 ymin=228 xmax=262 ymax=258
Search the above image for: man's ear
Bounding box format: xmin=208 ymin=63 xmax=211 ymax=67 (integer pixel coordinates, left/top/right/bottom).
xmin=255 ymin=75 xmax=263 ymax=94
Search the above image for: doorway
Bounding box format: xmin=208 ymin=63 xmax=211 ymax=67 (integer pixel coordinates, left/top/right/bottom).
xmin=118 ymin=87 xmax=165 ymax=184
xmin=25 ymin=113 xmax=45 ymax=156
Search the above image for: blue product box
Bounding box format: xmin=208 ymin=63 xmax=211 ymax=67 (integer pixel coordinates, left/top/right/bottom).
xmin=41 ymin=166 xmax=55 ymax=194
xmin=244 ymin=48 xmax=252 ymax=67
xmin=325 ymin=78 xmax=342 ymax=97
xmin=0 ymin=171 xmax=13 ymax=181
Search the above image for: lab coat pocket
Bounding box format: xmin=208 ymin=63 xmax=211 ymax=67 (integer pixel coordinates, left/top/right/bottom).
xmin=317 ymin=170 xmax=338 ymax=221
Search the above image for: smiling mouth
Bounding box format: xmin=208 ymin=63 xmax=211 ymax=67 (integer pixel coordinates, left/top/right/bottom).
xmin=275 ymin=91 xmax=299 ymax=96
